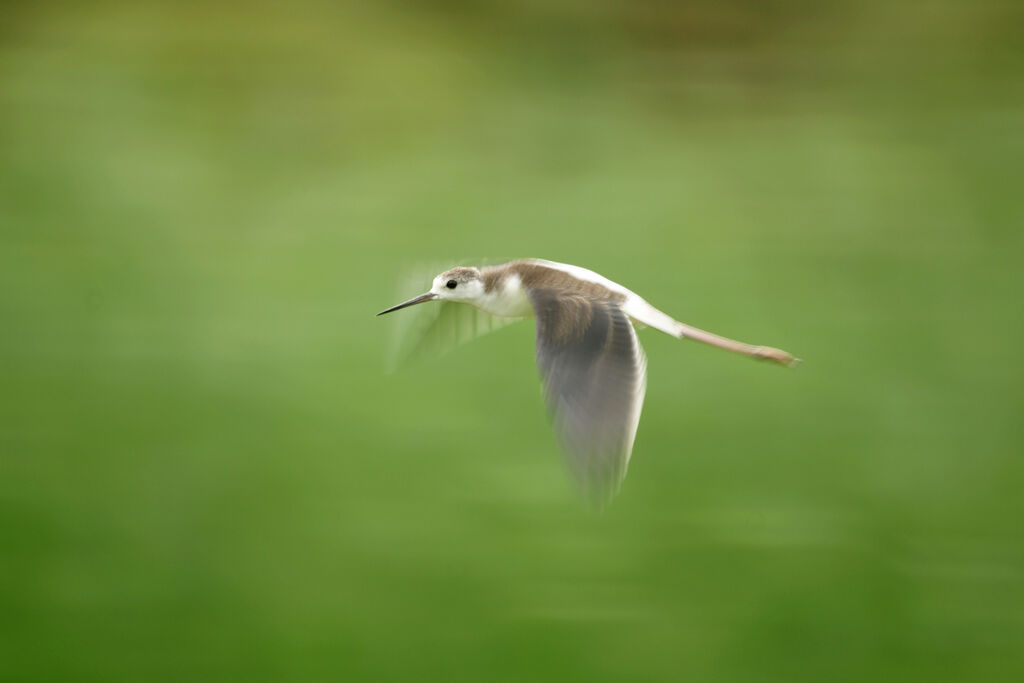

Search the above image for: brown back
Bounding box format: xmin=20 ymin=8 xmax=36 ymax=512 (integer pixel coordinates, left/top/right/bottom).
xmin=482 ymin=260 xmax=627 ymax=303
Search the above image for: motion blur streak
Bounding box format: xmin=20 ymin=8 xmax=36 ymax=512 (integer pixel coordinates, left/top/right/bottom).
xmin=1 ymin=1 xmax=1022 ymax=681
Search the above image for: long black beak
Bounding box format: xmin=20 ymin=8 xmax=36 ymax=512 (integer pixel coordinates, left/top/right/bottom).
xmin=376 ymin=292 xmax=437 ymax=316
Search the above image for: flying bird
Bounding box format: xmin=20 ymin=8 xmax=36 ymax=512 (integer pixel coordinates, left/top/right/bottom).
xmin=377 ymin=259 xmax=799 ymax=504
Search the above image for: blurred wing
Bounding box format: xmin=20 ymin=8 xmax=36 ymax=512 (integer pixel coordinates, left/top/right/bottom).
xmin=529 ymin=289 xmax=647 ymax=506
xmin=403 ymin=300 xmax=520 ymax=360
xmin=384 ymin=265 xmax=520 ymax=372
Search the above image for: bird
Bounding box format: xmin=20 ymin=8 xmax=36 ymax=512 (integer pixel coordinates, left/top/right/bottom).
xmin=377 ymin=258 xmax=799 ymax=504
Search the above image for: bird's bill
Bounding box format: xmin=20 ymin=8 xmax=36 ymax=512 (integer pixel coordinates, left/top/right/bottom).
xmin=376 ymin=292 xmax=437 ymax=316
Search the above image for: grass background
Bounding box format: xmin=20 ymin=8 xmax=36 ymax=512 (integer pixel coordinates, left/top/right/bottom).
xmin=2 ymin=1 xmax=1023 ymax=680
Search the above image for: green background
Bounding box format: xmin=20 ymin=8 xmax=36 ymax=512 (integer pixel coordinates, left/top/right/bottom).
xmin=2 ymin=1 xmax=1022 ymax=680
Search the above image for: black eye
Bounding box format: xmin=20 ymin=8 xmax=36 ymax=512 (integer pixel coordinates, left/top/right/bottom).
xmin=446 ymin=280 xmax=457 ymax=289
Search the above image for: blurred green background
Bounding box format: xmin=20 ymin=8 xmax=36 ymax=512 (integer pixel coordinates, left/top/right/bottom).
xmin=2 ymin=1 xmax=1023 ymax=680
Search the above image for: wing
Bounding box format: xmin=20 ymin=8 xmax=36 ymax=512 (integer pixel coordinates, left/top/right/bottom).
xmin=529 ymin=289 xmax=647 ymax=506
xmin=403 ymin=300 xmax=518 ymax=359
xmin=384 ymin=268 xmax=520 ymax=372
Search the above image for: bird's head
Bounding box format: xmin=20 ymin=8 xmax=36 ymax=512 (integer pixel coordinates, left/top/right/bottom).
xmin=377 ymin=266 xmax=484 ymax=315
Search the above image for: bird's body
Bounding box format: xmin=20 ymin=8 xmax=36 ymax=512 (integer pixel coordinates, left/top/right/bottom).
xmin=473 ymin=259 xmax=686 ymax=334
xmin=378 ymin=259 xmax=798 ymax=504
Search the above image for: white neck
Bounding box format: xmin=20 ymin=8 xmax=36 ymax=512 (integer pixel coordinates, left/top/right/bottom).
xmin=473 ymin=273 xmax=532 ymax=318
